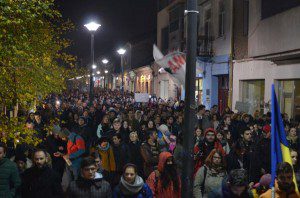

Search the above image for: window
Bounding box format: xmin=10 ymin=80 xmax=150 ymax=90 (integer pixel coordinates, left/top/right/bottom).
xmin=218 ymin=1 xmax=225 ymax=37
xmin=204 ymin=8 xmax=212 ymax=38
xmin=243 ymin=0 xmax=249 ymax=36
xmin=161 ymin=26 xmax=169 ymax=53
xmin=241 ymin=80 xmax=265 ymax=114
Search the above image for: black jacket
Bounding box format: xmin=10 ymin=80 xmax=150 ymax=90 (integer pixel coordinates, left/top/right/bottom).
xmin=21 ymin=166 xmax=63 ymax=198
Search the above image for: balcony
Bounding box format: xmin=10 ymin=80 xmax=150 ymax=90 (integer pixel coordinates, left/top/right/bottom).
xmin=197 ymin=35 xmax=213 ymax=60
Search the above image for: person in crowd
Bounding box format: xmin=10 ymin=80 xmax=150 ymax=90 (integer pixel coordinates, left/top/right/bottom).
xmin=251 ymin=174 xmax=271 ymax=198
xmin=239 ymin=127 xmax=254 ymax=154
xmin=290 ymin=149 xmax=300 ymax=190
xmin=92 ymin=136 xmax=116 ymax=183
xmin=34 ymin=111 xmax=47 ymax=140
xmin=146 ymin=151 xmax=181 ymax=198
xmin=45 ymin=124 xmax=66 ymax=180
xmin=113 ymin=163 xmax=152 ymax=197
xmin=14 ymin=153 xmax=28 ymax=174
xmin=287 ymin=126 xmax=299 ymax=150
xmin=21 ymin=149 xmax=63 ymax=197
xmin=90 ymin=152 xmax=109 ymax=180
xmin=216 ymin=130 xmax=230 ymax=154
xmin=194 ymin=128 xmax=225 ymax=174
xmin=208 ymin=169 xmax=254 ymax=198
xmin=141 ymin=130 xmax=159 ymax=178
xmin=194 ymin=149 xmax=227 ymax=197
xmin=122 ymin=120 xmax=131 ymax=143
xmin=67 ymin=157 xmax=112 ymax=198
xmin=194 ymin=126 xmax=203 ymax=146
xmin=128 ymin=131 xmax=144 ymax=178
xmin=212 ymin=114 xmax=220 ymax=130
xmin=112 ymin=133 xmax=130 ymax=184
xmin=226 ymin=141 xmax=250 ymax=174
xmin=0 ymin=142 xmax=21 ymax=198
xmin=73 ymin=116 xmax=92 ymax=146
xmin=173 ymin=133 xmax=184 ymax=175
xmin=249 ymin=125 xmax=271 ymax=183
xmin=58 ymin=127 xmax=86 ymax=180
xmin=157 ymin=124 xmax=172 ymax=152
xmin=112 ymin=118 xmax=127 ymax=142
xmin=97 ymin=114 xmax=111 ymax=139
xmin=260 ymin=162 xmax=299 ymax=198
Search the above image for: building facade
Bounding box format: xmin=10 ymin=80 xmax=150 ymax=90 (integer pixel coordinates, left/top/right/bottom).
xmin=232 ymin=0 xmax=300 ymax=121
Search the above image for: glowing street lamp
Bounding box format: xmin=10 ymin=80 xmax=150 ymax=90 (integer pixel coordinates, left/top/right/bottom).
xmin=104 ymin=70 xmax=108 ymax=74
xmin=102 ymin=59 xmax=109 ymax=64
xmin=84 ymin=21 xmax=101 ymax=103
xmin=117 ymin=48 xmax=126 ymax=95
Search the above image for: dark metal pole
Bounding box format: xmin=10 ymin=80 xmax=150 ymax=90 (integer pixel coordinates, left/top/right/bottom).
xmin=121 ymin=55 xmax=124 ymax=96
xmin=182 ymin=0 xmax=197 ymax=197
xmin=89 ymin=33 xmax=95 ymax=104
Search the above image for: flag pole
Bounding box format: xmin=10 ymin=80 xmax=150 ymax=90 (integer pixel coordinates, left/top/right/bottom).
xmin=182 ymin=0 xmax=197 ymax=196
xmin=271 ymin=84 xmax=276 ymax=198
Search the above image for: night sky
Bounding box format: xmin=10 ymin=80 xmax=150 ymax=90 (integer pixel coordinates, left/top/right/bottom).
xmin=55 ymin=0 xmax=157 ymax=66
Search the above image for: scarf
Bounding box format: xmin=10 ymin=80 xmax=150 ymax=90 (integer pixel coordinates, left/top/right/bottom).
xmin=98 ymin=143 xmax=110 ymax=151
xmin=119 ymin=175 xmax=144 ymax=195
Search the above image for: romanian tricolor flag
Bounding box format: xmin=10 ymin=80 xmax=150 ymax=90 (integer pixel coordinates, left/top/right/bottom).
xmin=271 ymin=84 xmax=298 ymax=191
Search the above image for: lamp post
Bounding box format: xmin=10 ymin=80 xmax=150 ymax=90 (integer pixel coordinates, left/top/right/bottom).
xmin=102 ymin=59 xmax=109 ymax=88
xmin=117 ymin=48 xmax=126 ymax=96
xmin=84 ymin=21 xmax=101 ymax=104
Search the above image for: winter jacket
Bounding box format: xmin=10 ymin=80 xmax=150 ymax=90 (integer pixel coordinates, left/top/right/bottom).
xmin=193 ymin=165 xmax=226 ymax=198
xmin=67 ymin=132 xmax=86 ymax=169
xmin=226 ymin=150 xmax=250 ymax=174
xmin=0 ymin=158 xmax=21 ymax=198
xmin=259 ymin=180 xmax=299 ymax=198
xmin=92 ymin=145 xmax=116 ymax=172
xmin=140 ymin=142 xmax=159 ymax=178
xmin=112 ymin=143 xmax=130 ymax=173
xmin=208 ymin=179 xmax=253 ymax=198
xmin=249 ymin=138 xmax=271 ymax=183
xmin=21 ymin=166 xmax=63 ymax=198
xmin=128 ymin=142 xmax=144 ymax=177
xmin=113 ymin=183 xmax=152 ymax=198
xmin=67 ymin=172 xmax=112 ymax=198
xmin=173 ymin=144 xmax=184 ymax=175
xmin=146 ymin=152 xmax=181 ymax=198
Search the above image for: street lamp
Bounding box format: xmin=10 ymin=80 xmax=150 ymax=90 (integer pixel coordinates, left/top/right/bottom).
xmin=104 ymin=70 xmax=108 ymax=74
xmin=102 ymin=59 xmax=109 ymax=64
xmin=96 ymin=71 xmax=100 ymax=74
xmin=117 ymin=48 xmax=126 ymax=96
xmin=84 ymin=21 xmax=101 ymax=103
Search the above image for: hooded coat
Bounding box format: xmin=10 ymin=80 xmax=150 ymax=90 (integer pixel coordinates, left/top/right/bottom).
xmin=146 ymin=152 xmax=181 ymax=198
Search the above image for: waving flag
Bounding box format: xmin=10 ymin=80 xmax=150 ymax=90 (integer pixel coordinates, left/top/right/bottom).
xmin=271 ymin=84 xmax=298 ymax=191
xmin=153 ymin=44 xmax=202 ymax=86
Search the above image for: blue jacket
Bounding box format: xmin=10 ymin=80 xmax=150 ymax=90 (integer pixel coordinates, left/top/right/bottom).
xmin=113 ymin=183 xmax=152 ymax=198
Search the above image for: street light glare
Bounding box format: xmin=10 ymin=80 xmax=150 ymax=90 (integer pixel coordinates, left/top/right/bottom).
xmin=92 ymin=64 xmax=97 ymax=69
xmin=104 ymin=70 xmax=108 ymax=74
xmin=96 ymin=71 xmax=100 ymax=74
xmin=84 ymin=22 xmax=101 ymax=32
xmin=102 ymin=59 xmax=109 ymax=64
xmin=117 ymin=48 xmax=126 ymax=55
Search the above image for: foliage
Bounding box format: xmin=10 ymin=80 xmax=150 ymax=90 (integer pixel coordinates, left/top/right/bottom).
xmin=0 ymin=0 xmax=82 ymax=144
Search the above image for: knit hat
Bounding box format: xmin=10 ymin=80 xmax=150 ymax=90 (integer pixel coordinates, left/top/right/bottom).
xmin=262 ymin=125 xmax=271 ymax=134
xmin=58 ymin=128 xmax=70 ymax=138
xmin=15 ymin=153 xmax=27 ymax=163
xmin=204 ymin=128 xmax=217 ymax=136
xmin=253 ymin=174 xmax=272 ymax=188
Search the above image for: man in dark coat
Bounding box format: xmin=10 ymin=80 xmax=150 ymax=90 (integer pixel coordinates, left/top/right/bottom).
xmin=67 ymin=157 xmax=112 ymax=198
xmin=21 ymin=149 xmax=63 ymax=198
xmin=0 ymin=142 xmax=21 ymax=198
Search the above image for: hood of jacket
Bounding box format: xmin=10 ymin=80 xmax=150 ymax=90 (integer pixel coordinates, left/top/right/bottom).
xmin=158 ymin=151 xmax=173 ymax=172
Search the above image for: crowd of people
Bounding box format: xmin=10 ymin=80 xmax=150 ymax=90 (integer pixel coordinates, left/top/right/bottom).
xmin=0 ymin=89 xmax=299 ymax=198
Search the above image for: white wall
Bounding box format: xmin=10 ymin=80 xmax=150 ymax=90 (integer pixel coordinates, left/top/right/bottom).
xmin=232 ymin=60 xmax=300 ymax=112
xmin=249 ymin=1 xmax=300 ymax=57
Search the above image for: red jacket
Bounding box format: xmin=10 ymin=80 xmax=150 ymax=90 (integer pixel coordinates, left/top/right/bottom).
xmin=146 ymin=152 xmax=181 ymax=198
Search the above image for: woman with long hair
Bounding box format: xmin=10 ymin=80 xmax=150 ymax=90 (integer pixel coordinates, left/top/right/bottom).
xmin=193 ymin=149 xmax=227 ymax=198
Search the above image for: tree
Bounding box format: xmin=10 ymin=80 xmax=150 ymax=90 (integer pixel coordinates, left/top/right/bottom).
xmin=0 ymin=0 xmax=80 ymax=144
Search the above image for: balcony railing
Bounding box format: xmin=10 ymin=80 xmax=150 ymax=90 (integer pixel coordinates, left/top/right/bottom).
xmin=197 ymin=35 xmax=213 ymax=58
